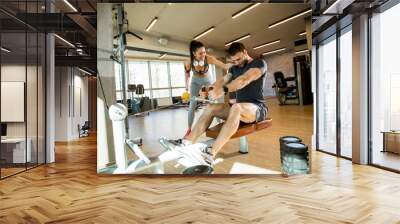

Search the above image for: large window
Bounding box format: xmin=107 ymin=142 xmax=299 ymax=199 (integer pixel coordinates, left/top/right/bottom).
xmin=317 ymin=35 xmax=337 ymax=155
xmin=115 ymin=60 xmax=216 ymax=101
xmin=339 ymin=26 xmax=352 ymax=158
xmin=370 ymin=3 xmax=400 ymax=171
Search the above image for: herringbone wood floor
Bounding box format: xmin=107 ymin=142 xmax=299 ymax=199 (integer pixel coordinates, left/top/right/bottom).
xmin=1 ymin=99 xmax=400 ymax=223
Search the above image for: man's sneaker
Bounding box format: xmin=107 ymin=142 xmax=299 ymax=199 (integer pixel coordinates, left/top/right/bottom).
xmin=159 ymin=137 xmax=192 ymax=150
xmin=199 ymin=145 xmax=214 ymax=166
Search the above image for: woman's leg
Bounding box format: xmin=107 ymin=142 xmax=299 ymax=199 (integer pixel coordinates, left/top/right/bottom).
xmin=188 ymin=78 xmax=202 ymax=129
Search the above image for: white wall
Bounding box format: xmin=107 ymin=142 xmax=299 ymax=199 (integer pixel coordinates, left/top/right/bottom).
xmin=262 ymin=51 xmax=296 ymax=97
xmin=54 ymin=66 xmax=89 ymax=141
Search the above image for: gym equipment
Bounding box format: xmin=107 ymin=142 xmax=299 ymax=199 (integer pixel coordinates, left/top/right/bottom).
xmin=206 ymin=118 xmax=272 ymax=154
xmin=181 ymin=91 xmax=190 ymax=104
xmin=182 ymin=165 xmax=213 ymax=175
xmin=273 ymin=72 xmax=299 ymax=105
xmin=109 ymin=103 xmax=151 ymax=173
xmin=279 ymin=136 xmax=302 ymax=148
xmin=78 ymin=121 xmax=90 ymax=138
xmin=280 ymin=141 xmax=310 ymax=175
xmin=293 ymin=55 xmax=313 ymax=105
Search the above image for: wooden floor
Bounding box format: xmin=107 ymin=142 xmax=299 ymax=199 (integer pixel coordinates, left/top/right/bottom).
xmin=1 ymin=100 xmax=400 ymax=223
xmin=126 ymin=98 xmax=313 ymax=174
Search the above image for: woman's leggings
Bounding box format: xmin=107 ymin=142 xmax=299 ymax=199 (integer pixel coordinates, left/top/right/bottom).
xmin=188 ymin=76 xmax=212 ymax=129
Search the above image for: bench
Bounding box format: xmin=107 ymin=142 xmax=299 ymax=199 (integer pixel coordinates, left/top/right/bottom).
xmin=206 ymin=118 xmax=273 ymax=153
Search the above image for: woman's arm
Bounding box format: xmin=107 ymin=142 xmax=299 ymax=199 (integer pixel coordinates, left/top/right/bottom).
xmin=206 ymin=55 xmax=230 ymax=71
xmin=184 ymin=61 xmax=191 ymax=90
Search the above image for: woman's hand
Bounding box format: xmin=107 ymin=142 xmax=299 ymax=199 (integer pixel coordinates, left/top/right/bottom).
xmin=206 ymin=54 xmax=216 ymax=64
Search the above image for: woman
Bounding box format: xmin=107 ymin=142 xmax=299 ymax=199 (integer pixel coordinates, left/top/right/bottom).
xmin=184 ymin=40 xmax=229 ymax=137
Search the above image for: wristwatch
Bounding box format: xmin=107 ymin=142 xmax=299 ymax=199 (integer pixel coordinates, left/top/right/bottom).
xmin=223 ymin=85 xmax=229 ymax=94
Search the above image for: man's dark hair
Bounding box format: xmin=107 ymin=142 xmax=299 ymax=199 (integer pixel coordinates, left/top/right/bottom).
xmin=227 ymin=42 xmax=246 ymax=56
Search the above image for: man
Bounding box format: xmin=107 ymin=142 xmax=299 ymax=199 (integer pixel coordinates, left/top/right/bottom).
xmin=161 ymin=42 xmax=268 ymax=166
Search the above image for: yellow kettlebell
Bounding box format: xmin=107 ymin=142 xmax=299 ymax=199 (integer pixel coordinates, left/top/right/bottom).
xmin=181 ymin=90 xmax=190 ymax=104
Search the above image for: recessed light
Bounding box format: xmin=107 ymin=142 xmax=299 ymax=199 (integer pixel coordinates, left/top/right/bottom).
xmin=262 ymin=48 xmax=286 ymax=56
xmin=225 ymin=34 xmax=251 ymax=46
xmin=268 ymin=9 xmax=312 ymax=29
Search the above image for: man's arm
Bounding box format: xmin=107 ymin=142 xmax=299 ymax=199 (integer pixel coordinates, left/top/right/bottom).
xmin=213 ymin=72 xmax=232 ymax=89
xmin=225 ymin=68 xmax=263 ymax=92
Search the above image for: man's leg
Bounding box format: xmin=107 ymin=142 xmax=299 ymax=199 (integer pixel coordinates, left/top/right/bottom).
xmin=185 ymin=103 xmax=230 ymax=143
xmin=211 ymin=103 xmax=258 ymax=156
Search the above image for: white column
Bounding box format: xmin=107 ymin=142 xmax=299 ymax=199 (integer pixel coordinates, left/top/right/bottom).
xmin=352 ymin=14 xmax=369 ymax=164
xmin=97 ymin=3 xmax=116 ymax=170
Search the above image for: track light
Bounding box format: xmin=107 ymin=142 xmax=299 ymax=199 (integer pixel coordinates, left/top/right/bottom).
xmin=193 ymin=27 xmax=215 ymax=40
xmin=54 ymin=34 xmax=75 ymax=48
xmin=146 ymin=17 xmax=158 ymax=32
xmin=232 ymin=3 xmax=261 ymax=19
xmin=78 ymin=67 xmax=92 ymax=76
xmin=323 ymin=0 xmax=343 ymax=14
xmin=225 ymin=34 xmax=251 ymax=46
xmin=298 ymin=31 xmax=307 ymax=36
xmin=268 ymin=9 xmax=312 ymax=29
xmin=295 ymin=49 xmax=309 ymax=54
xmin=253 ymin=40 xmax=280 ymax=50
xmin=159 ymin=53 xmax=167 ymax=59
xmin=63 ymin=0 xmax=78 ymax=12
xmin=262 ymin=48 xmax=286 ymax=56
xmin=1 ymin=47 xmax=11 ymax=53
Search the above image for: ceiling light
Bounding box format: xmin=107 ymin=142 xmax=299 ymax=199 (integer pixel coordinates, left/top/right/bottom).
xmin=63 ymin=0 xmax=78 ymax=12
xmin=323 ymin=0 xmax=343 ymax=14
xmin=159 ymin=53 xmax=167 ymax=59
xmin=146 ymin=17 xmax=158 ymax=32
xmin=78 ymin=67 xmax=92 ymax=76
xmin=253 ymin=40 xmax=280 ymax=50
xmin=298 ymin=31 xmax=307 ymax=36
xmin=262 ymin=48 xmax=286 ymax=56
xmin=225 ymin=34 xmax=251 ymax=46
xmin=54 ymin=34 xmax=75 ymax=48
xmin=232 ymin=3 xmax=261 ymax=19
xmin=1 ymin=47 xmax=11 ymax=53
xmin=268 ymin=9 xmax=312 ymax=29
xmin=193 ymin=27 xmax=215 ymax=40
xmin=295 ymin=49 xmax=309 ymax=54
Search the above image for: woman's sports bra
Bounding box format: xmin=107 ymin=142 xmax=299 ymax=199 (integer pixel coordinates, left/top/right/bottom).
xmin=185 ymin=57 xmax=209 ymax=75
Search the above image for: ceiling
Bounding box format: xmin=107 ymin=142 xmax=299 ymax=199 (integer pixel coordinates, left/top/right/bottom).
xmin=123 ymin=3 xmax=311 ymax=59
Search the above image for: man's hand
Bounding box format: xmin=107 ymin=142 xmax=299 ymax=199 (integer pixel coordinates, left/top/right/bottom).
xmin=208 ymin=85 xmax=223 ymax=100
xmin=199 ymin=86 xmax=208 ymax=98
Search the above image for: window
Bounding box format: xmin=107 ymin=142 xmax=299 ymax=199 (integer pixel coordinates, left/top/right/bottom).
xmin=170 ymin=62 xmax=186 ymax=88
xmin=115 ymin=60 xmax=216 ymax=101
xmin=317 ymin=35 xmax=337 ymax=155
xmin=150 ymin=62 xmax=169 ymax=89
xmin=370 ymin=3 xmax=400 ymax=171
xmin=339 ymin=26 xmax=352 ymax=158
xmin=128 ymin=61 xmax=150 ymax=88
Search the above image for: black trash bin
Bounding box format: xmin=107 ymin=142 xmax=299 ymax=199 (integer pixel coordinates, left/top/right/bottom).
xmin=281 ymin=142 xmax=309 ymax=175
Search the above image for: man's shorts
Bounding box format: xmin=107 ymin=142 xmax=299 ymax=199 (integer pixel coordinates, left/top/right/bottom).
xmin=255 ymin=103 xmax=268 ymax=123
xmin=229 ymin=102 xmax=268 ymax=123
